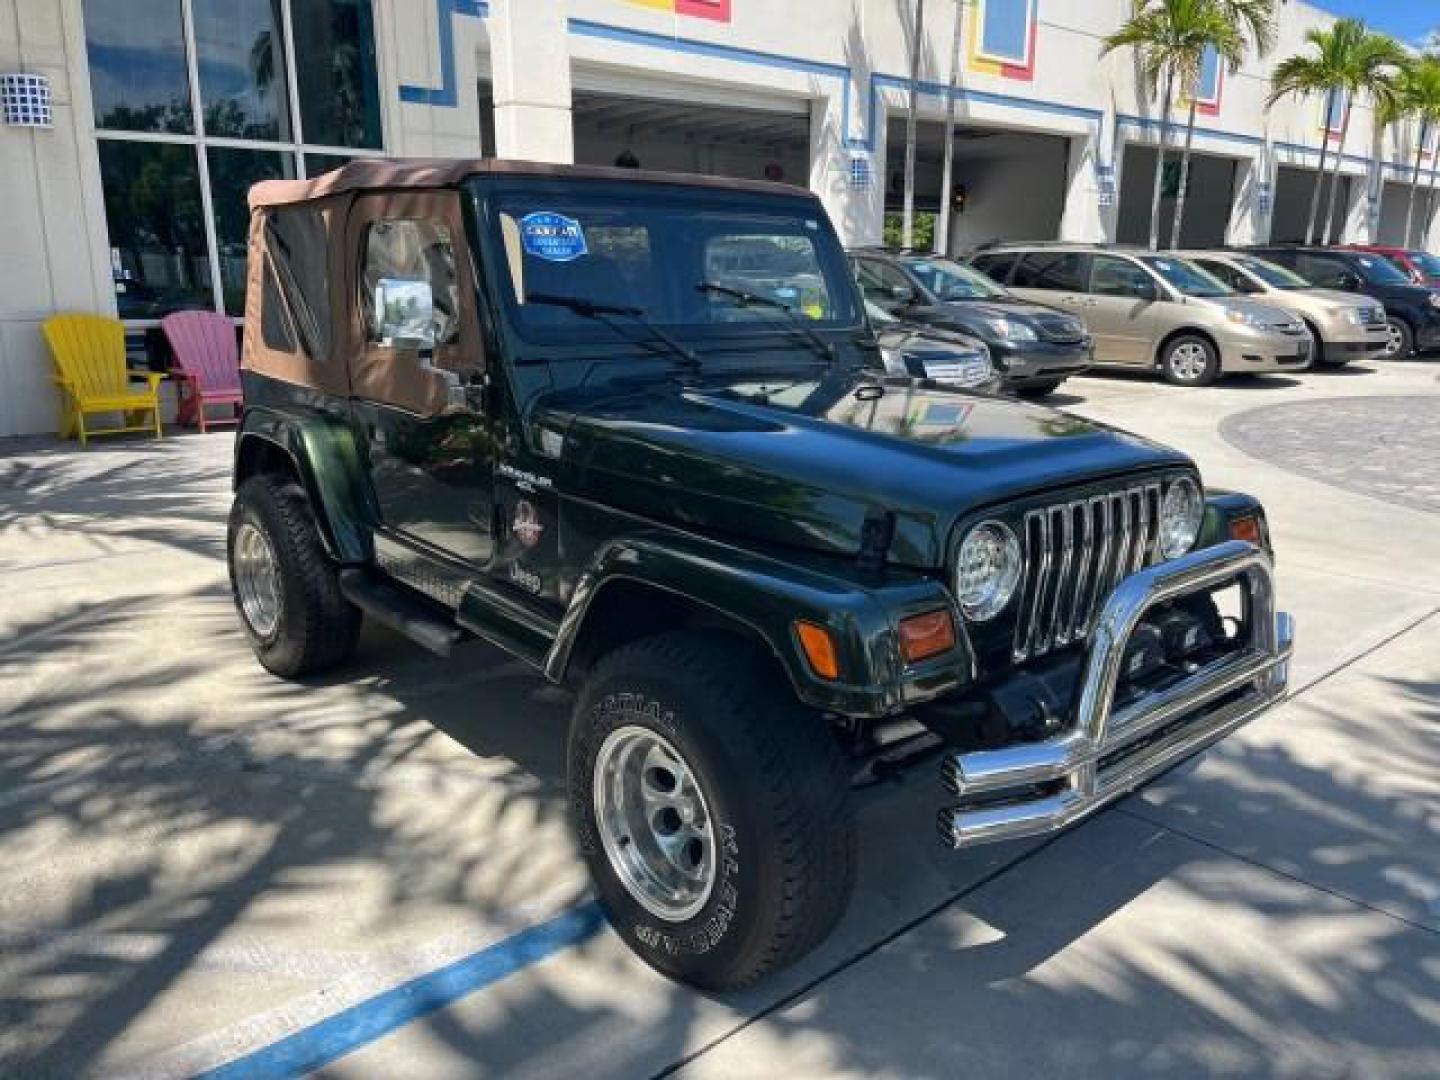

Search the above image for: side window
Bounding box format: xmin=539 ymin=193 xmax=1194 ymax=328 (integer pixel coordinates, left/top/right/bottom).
xmin=1259 ymin=250 xmax=1297 ymax=269
xmin=971 ymin=252 xmax=1016 ymax=284
xmin=1296 ymin=253 xmax=1347 ymax=287
xmin=855 ymin=259 xmax=916 ymax=302
xmin=1194 ymin=259 xmax=1248 ymax=293
xmin=260 ymin=261 xmax=297 ymax=352
xmin=1012 ymin=251 xmax=1087 ymax=291
xmin=362 ymin=219 xmax=461 ymax=346
xmin=1090 ymin=255 xmax=1154 ymax=298
xmin=264 ymin=208 xmax=331 ymax=360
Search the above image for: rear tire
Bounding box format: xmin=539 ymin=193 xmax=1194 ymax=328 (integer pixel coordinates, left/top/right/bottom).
xmin=1382 ymin=317 xmax=1414 ymax=360
xmin=228 ymin=474 xmax=362 ymax=678
xmin=1015 ymin=379 xmax=1063 ymax=399
xmin=569 ymin=630 xmax=856 ymax=990
xmin=1160 ymin=334 xmax=1220 ymax=386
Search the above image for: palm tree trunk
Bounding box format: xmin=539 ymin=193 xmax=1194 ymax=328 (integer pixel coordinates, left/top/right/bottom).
xmin=1322 ymin=103 xmax=1354 ymax=245
xmin=1304 ymin=89 xmax=1335 ymax=244
xmin=1169 ymin=96 xmax=1199 ymax=249
xmin=1403 ymin=122 xmax=1427 ymax=248
xmin=1149 ymin=73 xmax=1175 ymax=251
xmin=935 ymin=0 xmax=965 ymax=255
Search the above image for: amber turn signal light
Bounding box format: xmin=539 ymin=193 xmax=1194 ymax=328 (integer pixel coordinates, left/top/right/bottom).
xmin=795 ymin=620 xmax=840 ymax=680
xmin=1229 ymin=515 xmax=1262 ymax=546
xmin=898 ymin=609 xmax=957 ymax=664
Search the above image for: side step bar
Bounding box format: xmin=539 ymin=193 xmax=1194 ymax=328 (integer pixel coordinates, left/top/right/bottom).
xmin=339 ymin=569 xmax=462 ymax=658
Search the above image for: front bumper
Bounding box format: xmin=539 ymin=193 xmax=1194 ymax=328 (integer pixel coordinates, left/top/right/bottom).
xmin=993 ymin=338 xmax=1094 ymax=386
xmin=937 ymin=541 xmax=1293 ymax=849
xmin=1217 ymin=326 xmax=1313 ymax=372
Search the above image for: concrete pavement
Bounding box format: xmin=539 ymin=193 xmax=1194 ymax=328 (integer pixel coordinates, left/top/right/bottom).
xmin=0 ymin=359 xmax=1436 ymax=1078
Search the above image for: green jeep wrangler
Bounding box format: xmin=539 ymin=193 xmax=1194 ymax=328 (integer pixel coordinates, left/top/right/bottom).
xmin=228 ymin=159 xmax=1294 ymax=989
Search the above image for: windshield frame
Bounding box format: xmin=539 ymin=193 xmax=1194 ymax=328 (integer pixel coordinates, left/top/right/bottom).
xmin=897 ymin=254 xmax=1010 ymax=301
xmin=1141 ymin=255 xmax=1234 ymax=298
xmin=1229 ymin=254 xmax=1310 ymax=291
xmin=471 ymin=177 xmax=863 ymax=350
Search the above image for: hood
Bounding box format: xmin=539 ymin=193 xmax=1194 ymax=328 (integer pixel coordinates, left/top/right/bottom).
xmin=540 ymin=368 xmax=1190 ymax=568
xmin=874 ymin=320 xmax=987 ymax=360
xmin=921 ymin=296 xmax=1059 ymax=324
xmin=1297 ymin=288 xmax=1378 ymax=309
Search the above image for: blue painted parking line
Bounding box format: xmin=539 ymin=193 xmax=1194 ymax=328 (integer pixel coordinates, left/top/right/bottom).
xmin=198 ymin=902 xmax=607 ymax=1080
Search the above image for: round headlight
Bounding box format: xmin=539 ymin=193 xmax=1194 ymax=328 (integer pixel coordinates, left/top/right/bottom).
xmin=1159 ymin=478 xmax=1203 ymax=559
xmin=955 ymin=520 xmax=1022 ymax=621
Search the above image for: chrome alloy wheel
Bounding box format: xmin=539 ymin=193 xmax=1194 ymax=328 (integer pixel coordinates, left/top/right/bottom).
xmin=1169 ymin=342 xmax=1209 ymax=381
xmin=1382 ymin=321 xmax=1405 ymax=358
xmin=593 ymin=725 xmax=717 ymax=922
xmin=233 ymin=522 xmax=283 ymax=639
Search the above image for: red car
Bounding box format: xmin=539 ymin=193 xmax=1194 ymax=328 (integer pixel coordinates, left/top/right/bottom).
xmin=1344 ymin=244 xmax=1440 ymax=287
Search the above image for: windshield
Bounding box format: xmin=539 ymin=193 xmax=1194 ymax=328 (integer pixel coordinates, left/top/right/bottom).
xmin=1232 ymin=255 xmax=1310 ymax=290
xmin=1352 ymin=252 xmax=1411 ymax=285
xmin=864 ymin=298 xmax=897 ymax=325
xmin=1141 ymin=256 xmax=1233 ymax=298
xmin=481 ymin=182 xmax=860 ymax=346
xmin=1405 ymin=251 xmax=1440 ymax=278
xmin=900 ymin=256 xmax=1008 ymax=300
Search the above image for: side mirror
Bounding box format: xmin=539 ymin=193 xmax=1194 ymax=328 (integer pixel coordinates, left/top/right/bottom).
xmin=1336 ymin=272 xmax=1362 ymax=291
xmin=1133 ymin=278 xmax=1159 ymax=301
xmin=374 ymin=277 xmax=436 ymax=350
xmin=887 ymin=284 xmax=917 ymax=306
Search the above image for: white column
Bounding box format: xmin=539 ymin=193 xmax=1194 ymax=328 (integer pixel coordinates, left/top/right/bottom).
xmin=488 ymin=0 xmax=572 ymax=163
xmin=1336 ymin=165 xmax=1372 ymax=243
xmin=809 ymin=90 xmax=885 ymax=247
xmin=0 ymin=0 xmax=114 ymax=437
xmin=1224 ymin=155 xmax=1268 ymax=245
xmin=1058 ymin=125 xmax=1110 ymax=243
xmin=377 ymin=0 xmax=484 ymax=157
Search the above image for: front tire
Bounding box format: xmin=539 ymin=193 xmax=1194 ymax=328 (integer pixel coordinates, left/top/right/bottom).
xmin=228 ymin=474 xmax=362 ymax=678
xmin=569 ymin=631 xmax=856 ymax=990
xmin=1015 ymin=378 xmax=1063 ymax=399
xmin=1160 ymin=334 xmax=1220 ymax=386
xmin=1382 ymin=317 xmax=1414 ymax=360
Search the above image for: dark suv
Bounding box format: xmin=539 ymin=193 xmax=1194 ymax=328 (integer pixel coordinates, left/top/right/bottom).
xmin=228 ymin=159 xmax=1292 ymax=990
xmin=1247 ymin=246 xmax=1440 ymax=358
xmin=850 ymin=248 xmax=1093 ymax=397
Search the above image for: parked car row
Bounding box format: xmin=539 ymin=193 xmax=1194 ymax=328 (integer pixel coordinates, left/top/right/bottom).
xmin=846 ymin=241 xmax=1436 ymax=393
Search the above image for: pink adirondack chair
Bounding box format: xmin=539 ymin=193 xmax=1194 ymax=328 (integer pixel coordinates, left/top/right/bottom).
xmin=161 ymin=310 xmax=242 ymax=432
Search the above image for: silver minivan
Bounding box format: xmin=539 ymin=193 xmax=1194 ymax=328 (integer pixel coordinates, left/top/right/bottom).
xmin=971 ymin=245 xmax=1312 ymax=385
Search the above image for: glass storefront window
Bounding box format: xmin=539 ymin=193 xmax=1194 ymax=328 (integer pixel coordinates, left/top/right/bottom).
xmin=293 ymin=0 xmax=382 ymax=149
xmin=83 ymin=0 xmax=193 ymax=134
xmin=208 ymin=148 xmax=295 ymax=314
xmin=98 ymin=141 xmax=210 ymax=318
xmin=193 ymin=0 xmax=292 ymax=141
xmin=86 ymin=0 xmax=379 ymax=321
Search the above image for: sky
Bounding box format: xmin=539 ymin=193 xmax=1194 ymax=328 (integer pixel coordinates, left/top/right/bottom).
xmin=1307 ymin=0 xmax=1437 ymax=47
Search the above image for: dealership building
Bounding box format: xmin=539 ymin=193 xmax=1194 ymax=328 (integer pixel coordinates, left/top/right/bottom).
xmin=1 ymin=0 xmax=1436 ymax=436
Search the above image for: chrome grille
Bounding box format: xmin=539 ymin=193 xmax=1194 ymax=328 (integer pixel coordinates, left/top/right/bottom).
xmin=1012 ymin=483 xmax=1164 ymax=661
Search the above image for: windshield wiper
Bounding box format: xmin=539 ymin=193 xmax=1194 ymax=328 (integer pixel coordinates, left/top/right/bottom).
xmin=695 ymin=281 xmax=837 ymax=364
xmin=526 ymin=292 xmax=700 ymax=370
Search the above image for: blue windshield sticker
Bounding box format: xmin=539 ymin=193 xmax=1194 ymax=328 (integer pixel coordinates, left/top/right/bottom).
xmin=520 ymin=212 xmax=588 ymax=262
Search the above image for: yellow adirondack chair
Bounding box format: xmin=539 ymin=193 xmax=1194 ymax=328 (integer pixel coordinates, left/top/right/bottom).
xmin=42 ymin=314 xmax=163 ymax=445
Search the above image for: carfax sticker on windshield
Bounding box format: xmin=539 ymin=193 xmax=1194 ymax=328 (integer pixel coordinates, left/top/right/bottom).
xmin=520 ymin=211 xmax=588 ymax=262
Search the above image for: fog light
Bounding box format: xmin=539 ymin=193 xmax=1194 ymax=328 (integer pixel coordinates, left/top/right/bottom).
xmin=795 ymin=620 xmax=840 ymax=680
xmin=1121 ymin=623 xmax=1166 ymax=682
xmin=1149 ymin=608 xmax=1214 ymax=658
xmin=898 ymin=609 xmax=956 ymax=663
xmin=1229 ymin=515 xmax=1262 ymax=545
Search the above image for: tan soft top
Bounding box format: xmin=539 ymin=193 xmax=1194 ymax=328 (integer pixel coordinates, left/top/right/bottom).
xmin=249 ymin=157 xmax=811 ymax=210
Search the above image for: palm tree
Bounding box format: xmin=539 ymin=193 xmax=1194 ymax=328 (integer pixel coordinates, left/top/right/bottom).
xmin=1168 ymin=1 xmax=1275 ymax=248
xmin=1270 ymin=20 xmax=1408 ymax=246
xmin=1100 ymin=1 xmax=1265 ymax=249
xmin=1400 ymin=57 xmax=1440 ymax=247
